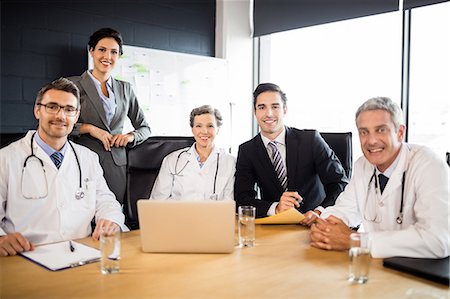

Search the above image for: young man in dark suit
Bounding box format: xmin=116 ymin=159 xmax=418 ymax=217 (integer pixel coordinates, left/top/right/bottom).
xmin=234 ymin=83 xmax=348 ymax=225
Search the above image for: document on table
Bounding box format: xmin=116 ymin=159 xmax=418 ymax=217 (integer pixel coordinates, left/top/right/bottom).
xmin=255 ymin=208 xmax=305 ymax=224
xmin=20 ymin=240 xmax=101 ymax=271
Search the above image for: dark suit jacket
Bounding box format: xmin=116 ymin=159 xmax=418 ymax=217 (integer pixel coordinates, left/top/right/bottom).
xmin=68 ymin=71 xmax=151 ymax=203
xmin=68 ymin=71 xmax=151 ymax=166
xmin=234 ymin=127 xmax=348 ymax=218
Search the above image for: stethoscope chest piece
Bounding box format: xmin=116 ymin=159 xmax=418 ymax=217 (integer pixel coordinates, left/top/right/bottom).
xmin=75 ymin=189 xmax=85 ymax=200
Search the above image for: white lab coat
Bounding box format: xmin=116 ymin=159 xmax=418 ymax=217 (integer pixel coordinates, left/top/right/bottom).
xmin=0 ymin=131 xmax=127 ymax=245
xmin=321 ymin=143 xmax=449 ymax=258
xmin=150 ymin=144 xmax=236 ymax=201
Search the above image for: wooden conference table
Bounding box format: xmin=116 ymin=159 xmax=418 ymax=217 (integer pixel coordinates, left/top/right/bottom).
xmin=1 ymin=225 xmax=448 ymax=299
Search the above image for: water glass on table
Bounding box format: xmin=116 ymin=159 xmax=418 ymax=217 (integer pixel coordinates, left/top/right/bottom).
xmin=238 ymin=206 xmax=256 ymax=247
xmin=100 ymin=226 xmax=121 ymax=274
xmin=348 ymin=232 xmax=371 ymax=284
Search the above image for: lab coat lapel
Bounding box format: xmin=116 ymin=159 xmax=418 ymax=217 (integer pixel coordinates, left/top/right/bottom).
xmin=58 ymin=142 xmax=75 ymax=172
xmin=380 ymin=144 xmax=409 ymax=198
xmin=187 ymin=144 xmax=200 ymax=169
xmin=27 ymin=135 xmax=58 ymax=172
xmin=204 ymin=146 xmax=220 ymax=168
xmin=79 ymin=72 xmax=111 ymax=131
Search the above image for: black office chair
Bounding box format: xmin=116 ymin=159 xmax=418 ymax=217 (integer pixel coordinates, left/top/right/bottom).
xmin=125 ymin=136 xmax=195 ymax=229
xmin=0 ymin=133 xmax=26 ymax=149
xmin=320 ymin=132 xmax=353 ymax=178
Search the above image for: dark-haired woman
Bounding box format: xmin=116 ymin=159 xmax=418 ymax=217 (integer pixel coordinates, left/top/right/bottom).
xmin=69 ymin=28 xmax=151 ymax=204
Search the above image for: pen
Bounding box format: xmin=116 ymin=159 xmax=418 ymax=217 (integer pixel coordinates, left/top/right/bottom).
xmin=286 ymin=189 xmax=303 ymax=205
xmin=69 ymin=240 xmax=75 ymax=252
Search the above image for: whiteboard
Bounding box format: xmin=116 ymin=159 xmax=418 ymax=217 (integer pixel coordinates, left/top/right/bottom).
xmin=89 ymin=45 xmax=230 ymax=149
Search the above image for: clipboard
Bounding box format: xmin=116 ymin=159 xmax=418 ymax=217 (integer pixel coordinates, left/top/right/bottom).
xmin=255 ymin=208 xmax=305 ymax=224
xmin=19 ymin=240 xmax=101 ymax=271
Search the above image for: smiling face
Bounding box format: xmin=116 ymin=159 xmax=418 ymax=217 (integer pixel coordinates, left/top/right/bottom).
xmin=192 ymin=113 xmax=219 ymax=151
xmin=356 ymin=109 xmax=405 ymax=172
xmin=34 ymin=89 xmax=80 ymax=150
xmin=89 ymin=37 xmax=120 ymax=77
xmin=254 ymin=91 xmax=287 ymax=140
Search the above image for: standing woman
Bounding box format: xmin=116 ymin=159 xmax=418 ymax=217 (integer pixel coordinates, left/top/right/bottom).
xmin=150 ymin=105 xmax=235 ymax=201
xmin=69 ymin=28 xmax=151 ymax=204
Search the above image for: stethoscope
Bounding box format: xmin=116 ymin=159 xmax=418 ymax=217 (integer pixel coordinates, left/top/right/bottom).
xmin=172 ymin=149 xmax=220 ymax=196
xmin=365 ymin=168 xmax=405 ymax=224
xmin=22 ymin=132 xmax=84 ymax=200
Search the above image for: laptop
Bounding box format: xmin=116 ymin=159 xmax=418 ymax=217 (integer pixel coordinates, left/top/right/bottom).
xmin=383 ymin=256 xmax=449 ymax=286
xmin=137 ymin=199 xmax=236 ymax=253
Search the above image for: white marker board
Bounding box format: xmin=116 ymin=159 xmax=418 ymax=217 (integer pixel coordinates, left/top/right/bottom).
xmin=89 ymin=45 xmax=230 ymax=149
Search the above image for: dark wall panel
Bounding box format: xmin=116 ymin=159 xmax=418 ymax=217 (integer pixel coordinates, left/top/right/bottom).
xmin=0 ymin=0 xmax=216 ymax=133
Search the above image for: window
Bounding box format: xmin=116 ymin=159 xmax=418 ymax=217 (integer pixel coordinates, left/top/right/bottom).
xmin=259 ymin=12 xmax=402 ymax=160
xmin=407 ymin=1 xmax=450 ymax=158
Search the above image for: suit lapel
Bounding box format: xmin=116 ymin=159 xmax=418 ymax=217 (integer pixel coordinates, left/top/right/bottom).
xmin=285 ymin=127 xmax=299 ymax=190
xmin=79 ymin=72 xmax=111 ymax=131
xmin=109 ymin=79 xmax=125 ymax=130
xmin=254 ymin=134 xmax=283 ymax=193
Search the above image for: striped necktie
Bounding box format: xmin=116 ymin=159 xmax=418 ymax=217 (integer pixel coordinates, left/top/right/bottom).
xmin=51 ymin=152 xmax=63 ymax=169
xmin=268 ymin=141 xmax=288 ymax=190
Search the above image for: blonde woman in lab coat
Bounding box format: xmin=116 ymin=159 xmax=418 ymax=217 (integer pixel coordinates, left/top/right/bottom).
xmin=150 ymin=105 xmax=235 ymax=201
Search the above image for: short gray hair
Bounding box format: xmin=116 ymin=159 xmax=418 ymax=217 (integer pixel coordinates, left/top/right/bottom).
xmin=355 ymin=97 xmax=404 ymax=131
xmin=35 ymin=77 xmax=80 ymax=108
xmin=189 ymin=105 xmax=223 ymax=128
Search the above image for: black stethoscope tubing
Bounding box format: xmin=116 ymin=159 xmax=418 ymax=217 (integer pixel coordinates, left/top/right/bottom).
xmin=174 ymin=149 xmax=190 ymax=175
xmin=398 ymin=171 xmax=405 ymax=224
xmin=28 ymin=132 xmax=83 ymax=196
xmin=213 ymin=152 xmax=219 ymax=195
xmin=174 ymin=149 xmax=220 ymax=195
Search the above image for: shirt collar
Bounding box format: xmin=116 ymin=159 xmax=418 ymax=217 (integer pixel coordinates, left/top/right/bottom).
xmin=376 ymin=143 xmax=403 ymax=178
xmin=87 ymin=70 xmax=113 ymax=91
xmin=191 ymin=143 xmax=219 ymax=156
xmin=190 ymin=143 xmax=219 ymax=166
xmin=34 ymin=131 xmax=68 ymax=157
xmin=260 ymin=127 xmax=286 ymax=148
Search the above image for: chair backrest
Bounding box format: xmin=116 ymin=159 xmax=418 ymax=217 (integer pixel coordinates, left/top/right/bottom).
xmin=320 ymin=132 xmax=353 ymax=178
xmin=125 ymin=136 xmax=195 ymax=229
xmin=446 ymin=152 xmax=450 ymax=167
xmin=0 ymin=133 xmax=26 ymax=149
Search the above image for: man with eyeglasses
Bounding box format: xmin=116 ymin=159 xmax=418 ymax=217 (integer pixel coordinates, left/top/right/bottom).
xmin=0 ymin=77 xmax=127 ymax=257
xmin=310 ymin=97 xmax=449 ymax=258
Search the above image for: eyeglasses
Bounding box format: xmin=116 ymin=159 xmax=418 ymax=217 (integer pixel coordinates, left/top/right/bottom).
xmin=37 ymin=103 xmax=78 ymax=116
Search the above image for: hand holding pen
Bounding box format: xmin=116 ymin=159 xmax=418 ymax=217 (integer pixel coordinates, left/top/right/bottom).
xmin=276 ymin=191 xmax=303 ymax=214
